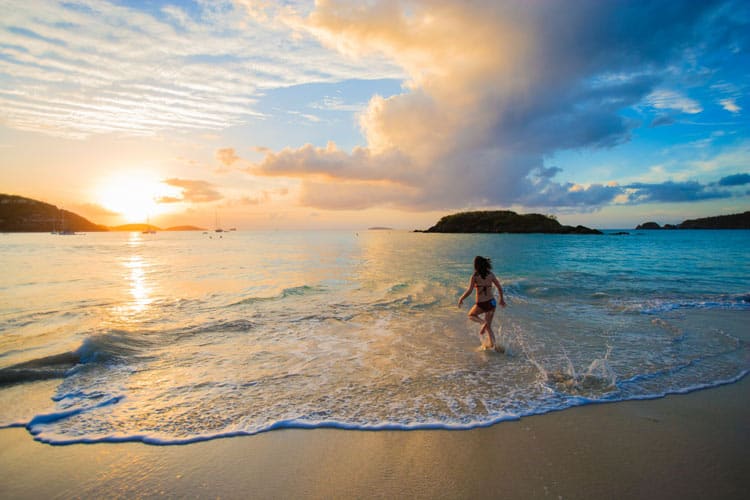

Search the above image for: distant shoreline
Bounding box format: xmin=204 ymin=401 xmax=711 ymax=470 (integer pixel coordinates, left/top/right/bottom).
xmin=2 ymin=193 xmax=748 ymax=233
xmin=635 ymin=211 xmax=750 ymax=230
xmin=0 ymin=194 xmax=212 ymax=232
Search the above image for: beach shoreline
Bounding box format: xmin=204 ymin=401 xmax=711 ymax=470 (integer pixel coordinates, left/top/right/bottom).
xmin=2 ymin=376 xmax=748 ymax=499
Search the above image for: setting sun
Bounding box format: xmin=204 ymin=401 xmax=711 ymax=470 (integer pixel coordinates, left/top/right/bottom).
xmin=96 ymin=172 xmax=181 ymax=223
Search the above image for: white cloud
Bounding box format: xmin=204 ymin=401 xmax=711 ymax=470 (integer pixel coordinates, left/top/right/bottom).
xmin=711 ymin=81 xmax=743 ymax=114
xmin=287 ymin=110 xmax=323 ymax=123
xmin=646 ymin=89 xmax=703 ymax=114
xmin=719 ymin=98 xmax=741 ymax=113
xmin=308 ymin=95 xmax=366 ymax=112
xmin=0 ymin=0 xmax=402 ymax=138
xmin=253 ymin=0 xmax=728 ymax=210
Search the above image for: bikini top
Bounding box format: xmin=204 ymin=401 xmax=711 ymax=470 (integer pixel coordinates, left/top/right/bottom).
xmin=473 ymin=272 xmax=493 ymax=295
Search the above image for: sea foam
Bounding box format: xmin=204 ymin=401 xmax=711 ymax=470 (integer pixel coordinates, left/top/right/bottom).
xmin=0 ymin=230 xmax=747 ymax=445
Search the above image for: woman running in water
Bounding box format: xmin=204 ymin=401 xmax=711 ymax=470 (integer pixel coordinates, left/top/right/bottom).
xmin=458 ymin=256 xmax=506 ymax=352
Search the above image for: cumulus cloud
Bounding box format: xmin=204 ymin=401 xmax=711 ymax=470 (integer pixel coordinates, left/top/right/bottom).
xmin=718 ymin=173 xmax=750 ymax=186
xmin=252 ymin=0 xmax=739 ymax=211
xmin=521 ymin=178 xmax=625 ymax=209
xmin=216 ymin=148 xmax=241 ymax=167
xmin=624 ymin=181 xmax=730 ymax=203
xmin=255 ymin=141 xmax=413 ymax=182
xmin=520 ymin=172 xmax=749 ymax=207
xmin=158 ymin=179 xmax=223 ymax=203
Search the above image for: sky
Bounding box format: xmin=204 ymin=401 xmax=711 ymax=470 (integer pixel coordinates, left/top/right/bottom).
xmin=1 ymin=0 xmax=749 ymax=230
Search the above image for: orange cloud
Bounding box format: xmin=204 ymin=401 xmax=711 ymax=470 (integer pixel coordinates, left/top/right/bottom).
xmin=158 ymin=178 xmax=223 ymax=203
xmin=216 ymin=148 xmax=240 ymax=167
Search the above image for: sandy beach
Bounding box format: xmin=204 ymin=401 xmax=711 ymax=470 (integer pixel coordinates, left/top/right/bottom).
xmin=1 ymin=375 xmax=747 ymax=499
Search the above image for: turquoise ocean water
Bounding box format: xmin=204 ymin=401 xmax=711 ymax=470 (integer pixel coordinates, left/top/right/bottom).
xmin=0 ymin=229 xmax=748 ymax=444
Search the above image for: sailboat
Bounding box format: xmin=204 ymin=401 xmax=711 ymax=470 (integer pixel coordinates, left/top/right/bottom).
xmin=142 ymin=216 xmax=156 ymax=234
xmin=214 ymin=210 xmax=224 ymax=233
xmin=57 ymin=209 xmax=75 ymax=235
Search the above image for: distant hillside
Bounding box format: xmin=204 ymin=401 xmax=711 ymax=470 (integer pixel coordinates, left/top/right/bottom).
xmin=635 ymin=221 xmax=662 ymax=230
xmin=679 ymin=211 xmax=750 ymax=229
xmin=0 ymin=194 xmax=108 ymax=232
xmin=636 ymin=211 xmax=750 ymax=229
xmin=423 ymin=211 xmax=602 ymax=234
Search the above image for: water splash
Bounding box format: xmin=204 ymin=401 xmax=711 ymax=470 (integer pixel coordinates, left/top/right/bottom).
xmin=1 ymin=230 xmax=747 ymax=445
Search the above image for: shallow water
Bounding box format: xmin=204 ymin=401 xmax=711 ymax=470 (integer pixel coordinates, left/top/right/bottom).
xmin=1 ymin=229 xmax=748 ymax=444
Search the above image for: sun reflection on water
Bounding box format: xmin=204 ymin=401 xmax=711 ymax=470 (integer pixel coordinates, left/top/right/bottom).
xmin=126 ymin=255 xmax=151 ymax=312
xmin=114 ymin=232 xmax=153 ymax=321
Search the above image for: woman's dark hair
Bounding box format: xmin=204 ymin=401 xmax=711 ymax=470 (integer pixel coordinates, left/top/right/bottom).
xmin=473 ymin=256 xmax=492 ymax=279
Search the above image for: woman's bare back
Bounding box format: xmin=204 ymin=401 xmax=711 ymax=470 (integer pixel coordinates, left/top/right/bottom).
xmin=473 ymin=272 xmax=495 ymax=302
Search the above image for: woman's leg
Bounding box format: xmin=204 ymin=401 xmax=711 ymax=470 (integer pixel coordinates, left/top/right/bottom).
xmin=483 ymin=309 xmax=497 ymax=348
xmin=483 ymin=309 xmax=504 ymax=352
xmin=467 ymin=305 xmax=485 ymax=326
xmin=467 ymin=306 xmax=488 ymax=342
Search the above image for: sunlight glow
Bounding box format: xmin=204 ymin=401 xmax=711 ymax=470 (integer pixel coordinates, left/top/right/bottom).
xmin=119 ymin=233 xmax=153 ymax=318
xmin=96 ymin=172 xmax=182 ymax=223
xmin=126 ymin=255 xmax=150 ymax=312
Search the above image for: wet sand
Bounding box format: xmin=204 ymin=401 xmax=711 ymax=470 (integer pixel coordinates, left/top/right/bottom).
xmin=1 ymin=376 xmax=748 ymax=499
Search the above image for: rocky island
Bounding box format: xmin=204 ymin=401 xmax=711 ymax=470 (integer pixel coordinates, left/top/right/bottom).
xmin=636 ymin=211 xmax=750 ymax=230
xmin=423 ymin=211 xmax=602 ymax=234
